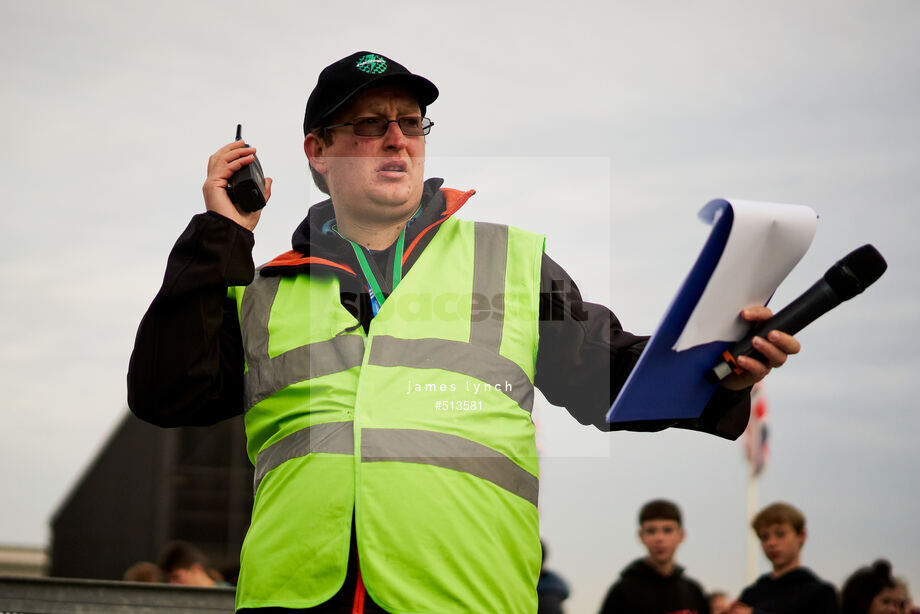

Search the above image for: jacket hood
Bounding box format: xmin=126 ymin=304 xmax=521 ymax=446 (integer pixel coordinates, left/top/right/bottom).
xmin=290 ymin=177 xmax=445 ymax=256
xmin=752 ymin=566 xmax=820 ymax=588
xmin=621 ymin=558 xmax=686 ymax=581
xmin=262 ymin=177 xmax=475 ymax=276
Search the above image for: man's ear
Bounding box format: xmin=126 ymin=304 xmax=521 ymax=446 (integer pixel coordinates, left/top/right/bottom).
xmin=304 ymin=133 xmax=327 ymax=174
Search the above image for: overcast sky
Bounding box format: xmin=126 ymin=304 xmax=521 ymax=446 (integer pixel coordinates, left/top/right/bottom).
xmin=2 ymin=1 xmax=918 ymax=611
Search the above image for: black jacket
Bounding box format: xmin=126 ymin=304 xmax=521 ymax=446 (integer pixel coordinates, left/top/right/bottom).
xmin=538 ymin=569 xmax=571 ymax=614
xmin=599 ymin=558 xmax=711 ymax=614
xmin=738 ymin=567 xmax=839 ymax=614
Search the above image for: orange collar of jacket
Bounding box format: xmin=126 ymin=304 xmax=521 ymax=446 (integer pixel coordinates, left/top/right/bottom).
xmin=261 ymin=187 xmax=475 ymax=276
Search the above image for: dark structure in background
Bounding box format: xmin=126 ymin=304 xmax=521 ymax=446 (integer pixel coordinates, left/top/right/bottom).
xmin=50 ymin=412 xmax=253 ymax=581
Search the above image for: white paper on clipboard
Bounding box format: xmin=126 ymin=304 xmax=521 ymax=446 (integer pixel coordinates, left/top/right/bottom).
xmin=672 ymin=198 xmax=818 ymax=351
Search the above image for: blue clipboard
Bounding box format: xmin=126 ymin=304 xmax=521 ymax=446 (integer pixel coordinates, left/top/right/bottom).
xmin=607 ymin=202 xmax=736 ymax=423
xmin=607 ymin=197 xmax=817 ymax=424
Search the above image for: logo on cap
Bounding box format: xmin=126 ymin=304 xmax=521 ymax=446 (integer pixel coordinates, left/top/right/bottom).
xmin=355 ymin=53 xmax=387 ymax=74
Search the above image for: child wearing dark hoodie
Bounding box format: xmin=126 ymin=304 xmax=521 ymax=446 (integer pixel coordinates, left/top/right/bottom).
xmin=599 ymin=499 xmax=710 ymax=614
xmin=729 ymin=502 xmax=838 ymax=614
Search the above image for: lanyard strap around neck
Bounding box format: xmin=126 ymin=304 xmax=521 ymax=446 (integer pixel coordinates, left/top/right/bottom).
xmin=348 ymin=227 xmax=405 ymax=311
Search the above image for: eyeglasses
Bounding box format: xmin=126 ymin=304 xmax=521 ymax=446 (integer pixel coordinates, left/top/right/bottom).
xmin=323 ymin=116 xmax=433 ymax=137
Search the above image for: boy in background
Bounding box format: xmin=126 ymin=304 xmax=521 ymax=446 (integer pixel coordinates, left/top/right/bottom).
xmin=729 ymin=502 xmax=837 ymax=613
xmin=599 ymin=499 xmax=710 ymax=614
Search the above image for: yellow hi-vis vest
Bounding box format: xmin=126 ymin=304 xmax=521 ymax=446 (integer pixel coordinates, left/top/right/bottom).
xmin=229 ymin=215 xmax=545 ymax=613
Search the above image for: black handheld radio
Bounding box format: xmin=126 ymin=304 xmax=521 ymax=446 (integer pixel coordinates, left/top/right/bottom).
xmin=227 ymin=124 xmax=266 ymax=212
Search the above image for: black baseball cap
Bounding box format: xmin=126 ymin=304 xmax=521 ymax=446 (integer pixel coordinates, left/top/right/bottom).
xmin=303 ymin=51 xmax=439 ymax=135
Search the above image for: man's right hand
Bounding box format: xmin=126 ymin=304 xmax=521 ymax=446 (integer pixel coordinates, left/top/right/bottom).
xmin=203 ymin=140 xmax=273 ymax=232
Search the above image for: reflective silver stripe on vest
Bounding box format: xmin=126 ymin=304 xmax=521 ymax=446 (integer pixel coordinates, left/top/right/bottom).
xmin=368 ymin=336 xmax=534 ymax=412
xmin=241 ymin=276 xmax=366 ymax=411
xmin=253 ymin=421 xmax=354 ymax=493
xmin=240 ymin=275 xmax=281 ymax=363
xmin=362 ymin=428 xmax=538 ymax=507
xmin=469 ymin=222 xmax=507 ymax=351
xmin=245 ymin=335 xmax=365 ymax=410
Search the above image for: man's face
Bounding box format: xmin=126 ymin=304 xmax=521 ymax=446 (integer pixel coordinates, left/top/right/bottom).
xmin=757 ymin=522 xmax=804 ymax=572
xmin=308 ymin=85 xmax=426 ymax=227
xmin=638 ymin=519 xmax=684 ymax=567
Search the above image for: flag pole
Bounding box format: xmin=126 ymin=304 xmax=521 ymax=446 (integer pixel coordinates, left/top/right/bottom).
xmin=745 ymin=466 xmax=759 ymax=583
xmin=742 ymin=382 xmax=768 ymax=584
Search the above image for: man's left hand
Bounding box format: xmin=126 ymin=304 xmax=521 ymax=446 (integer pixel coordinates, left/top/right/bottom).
xmin=720 ymin=306 xmax=801 ymax=391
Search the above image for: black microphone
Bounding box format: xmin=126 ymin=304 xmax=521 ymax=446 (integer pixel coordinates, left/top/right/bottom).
xmin=707 ymin=244 xmax=887 ymax=383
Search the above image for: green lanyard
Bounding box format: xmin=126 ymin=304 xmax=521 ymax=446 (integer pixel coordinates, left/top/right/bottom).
xmin=348 ymin=227 xmax=405 ymax=316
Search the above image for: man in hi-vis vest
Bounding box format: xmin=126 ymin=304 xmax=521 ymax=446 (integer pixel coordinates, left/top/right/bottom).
xmin=128 ymin=51 xmax=800 ymax=614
